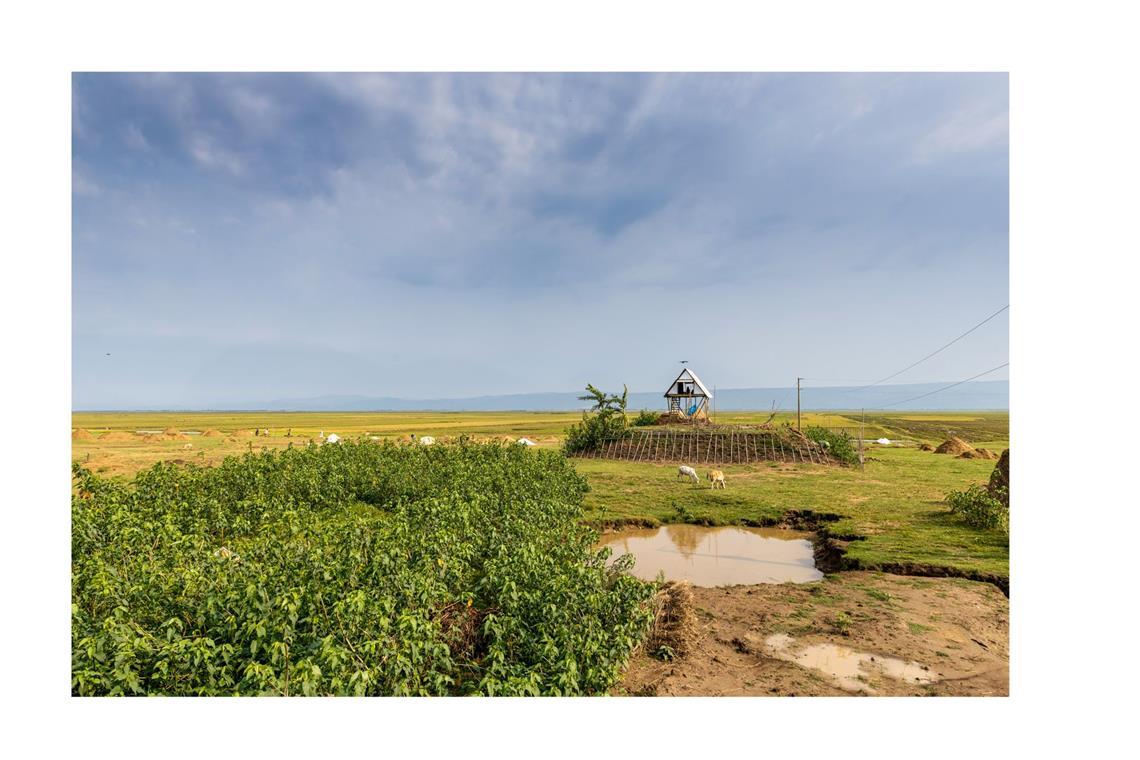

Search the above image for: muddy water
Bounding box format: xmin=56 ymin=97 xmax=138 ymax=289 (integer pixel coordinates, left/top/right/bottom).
xmin=597 ymin=525 xmax=822 ymax=586
xmin=765 ymin=633 xmax=936 ymax=693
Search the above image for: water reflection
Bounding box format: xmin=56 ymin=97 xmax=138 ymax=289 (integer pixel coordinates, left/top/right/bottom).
xmin=764 ymin=633 xmax=937 ymax=693
xmin=597 ymin=525 xmax=822 ymax=586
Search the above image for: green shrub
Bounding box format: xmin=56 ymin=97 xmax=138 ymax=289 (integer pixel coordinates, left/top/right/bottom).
xmin=946 ymin=483 xmax=1009 ymax=535
xmin=562 ymin=383 xmax=630 ymax=455
xmin=804 ymin=426 xmax=858 ymax=465
xmin=71 ymin=441 xmax=655 ymax=696
xmin=632 ymin=409 xmax=659 ymax=427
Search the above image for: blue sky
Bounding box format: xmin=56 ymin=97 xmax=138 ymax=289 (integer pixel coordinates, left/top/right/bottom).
xmin=72 ymin=73 xmax=1008 ymax=408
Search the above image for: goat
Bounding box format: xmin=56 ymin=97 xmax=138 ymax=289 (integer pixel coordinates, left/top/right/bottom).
xmin=707 ymin=469 xmax=726 ymax=489
xmin=677 ymin=465 xmax=699 ymax=484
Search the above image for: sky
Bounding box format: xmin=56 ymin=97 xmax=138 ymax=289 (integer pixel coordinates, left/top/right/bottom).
xmin=72 ymin=73 xmax=1008 ymax=409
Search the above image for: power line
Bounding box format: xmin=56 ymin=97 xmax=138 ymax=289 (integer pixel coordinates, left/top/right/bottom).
xmin=849 ymin=304 xmax=1009 ymax=392
xmin=878 ymin=362 xmax=1009 ymax=409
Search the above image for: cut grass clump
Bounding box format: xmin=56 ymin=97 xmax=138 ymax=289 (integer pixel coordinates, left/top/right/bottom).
xmin=643 ymin=581 xmax=697 ymax=660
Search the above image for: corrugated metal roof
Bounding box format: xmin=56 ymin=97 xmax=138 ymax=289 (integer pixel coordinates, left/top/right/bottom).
xmin=664 ymin=368 xmax=713 ymax=398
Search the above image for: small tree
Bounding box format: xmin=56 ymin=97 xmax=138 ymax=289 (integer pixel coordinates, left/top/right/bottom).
xmin=564 ymin=383 xmax=631 ymax=455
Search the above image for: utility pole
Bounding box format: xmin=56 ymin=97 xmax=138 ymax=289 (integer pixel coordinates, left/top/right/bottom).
xmin=796 ymin=377 xmax=802 ymax=431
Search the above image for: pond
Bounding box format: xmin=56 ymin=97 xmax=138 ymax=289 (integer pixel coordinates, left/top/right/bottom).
xmin=597 ymin=524 xmax=822 ymax=586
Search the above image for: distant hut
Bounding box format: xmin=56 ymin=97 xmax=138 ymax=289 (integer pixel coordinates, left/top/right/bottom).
xmin=664 ymin=368 xmax=712 ymax=419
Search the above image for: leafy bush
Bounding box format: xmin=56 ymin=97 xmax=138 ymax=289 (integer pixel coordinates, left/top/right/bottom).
xmin=946 ymin=483 xmax=1009 ymax=535
xmin=72 ymin=441 xmax=655 ymax=696
xmin=632 ymin=409 xmax=659 ymax=427
xmin=804 ymin=426 xmax=858 ymax=465
xmin=563 ymin=383 xmax=630 ymax=455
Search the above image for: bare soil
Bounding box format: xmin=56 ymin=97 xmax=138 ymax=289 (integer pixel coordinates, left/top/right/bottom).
xmin=617 ymin=571 xmax=1008 ymax=696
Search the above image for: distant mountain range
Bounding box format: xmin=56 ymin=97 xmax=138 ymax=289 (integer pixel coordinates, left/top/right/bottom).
xmin=82 ymin=380 xmax=1008 ymax=412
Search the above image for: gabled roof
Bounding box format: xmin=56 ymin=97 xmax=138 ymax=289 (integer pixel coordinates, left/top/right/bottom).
xmin=664 ymin=367 xmax=713 ymax=398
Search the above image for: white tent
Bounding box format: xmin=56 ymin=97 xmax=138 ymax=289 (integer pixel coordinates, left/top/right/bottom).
xmin=516 ymin=438 xmax=536 ymax=446
xmin=325 ymin=433 xmax=340 ymax=444
xmin=419 ymin=436 xmax=435 ymax=446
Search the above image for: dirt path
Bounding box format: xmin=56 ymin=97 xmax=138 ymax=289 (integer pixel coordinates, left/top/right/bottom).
xmin=617 ymin=571 xmax=1008 ymax=696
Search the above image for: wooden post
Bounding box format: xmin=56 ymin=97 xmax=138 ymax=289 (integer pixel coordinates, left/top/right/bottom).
xmin=860 ymin=408 xmax=866 ymax=471
xmin=796 ymin=377 xmax=802 ymax=432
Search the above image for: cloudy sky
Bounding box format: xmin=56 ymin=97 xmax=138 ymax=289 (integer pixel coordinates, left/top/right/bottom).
xmin=72 ymin=73 xmax=1008 ymax=408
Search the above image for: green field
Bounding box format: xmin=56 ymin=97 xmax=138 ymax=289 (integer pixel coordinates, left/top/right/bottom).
xmin=72 ymin=410 xmax=1009 ymax=580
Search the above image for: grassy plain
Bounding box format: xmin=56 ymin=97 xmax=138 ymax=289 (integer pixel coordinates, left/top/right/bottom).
xmin=72 ymin=410 xmax=1009 ymax=579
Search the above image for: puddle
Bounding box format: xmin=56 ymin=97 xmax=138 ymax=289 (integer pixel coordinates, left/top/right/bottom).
xmin=765 ymin=633 xmax=936 ymax=693
xmin=597 ymin=525 xmax=822 ymax=586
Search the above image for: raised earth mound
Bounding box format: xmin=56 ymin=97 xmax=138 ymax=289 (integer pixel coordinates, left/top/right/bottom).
xmin=918 ymin=443 xmax=935 ymax=452
xmin=958 ymin=448 xmax=999 ymax=460
xmin=201 ymin=429 xmax=224 ymax=437
xmin=988 ymin=449 xmax=1010 ymax=506
xmin=72 ymin=428 xmax=95 ymax=441
xmin=98 ymin=431 xmax=135 ymax=441
xmin=934 ymin=436 xmax=973 ymax=455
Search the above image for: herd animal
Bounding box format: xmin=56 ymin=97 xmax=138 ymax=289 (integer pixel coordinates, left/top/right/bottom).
xmin=677 ymin=465 xmax=725 ymax=488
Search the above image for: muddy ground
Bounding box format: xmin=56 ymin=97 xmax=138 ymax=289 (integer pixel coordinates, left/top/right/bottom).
xmin=617 ymin=571 xmax=1008 ymax=696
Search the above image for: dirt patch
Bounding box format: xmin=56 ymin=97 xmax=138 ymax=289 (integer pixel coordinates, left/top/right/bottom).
xmin=72 ymin=428 xmax=96 ymax=441
xmin=616 ymin=571 xmax=1008 ymax=696
xmin=934 ymin=436 xmax=974 ymax=455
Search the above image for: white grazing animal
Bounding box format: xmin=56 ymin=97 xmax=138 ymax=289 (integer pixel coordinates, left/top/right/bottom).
xmin=419 ymin=436 xmax=436 ymax=446
xmin=677 ymin=465 xmax=699 ymax=483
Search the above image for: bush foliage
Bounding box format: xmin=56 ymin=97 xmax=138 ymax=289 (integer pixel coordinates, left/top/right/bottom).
xmin=803 ymin=426 xmax=858 ymax=465
xmin=946 ymin=483 xmax=1010 ymax=535
xmin=562 ymin=383 xmax=630 ymax=455
xmin=632 ymin=409 xmax=659 ymax=427
xmin=72 ymin=440 xmax=655 ymax=696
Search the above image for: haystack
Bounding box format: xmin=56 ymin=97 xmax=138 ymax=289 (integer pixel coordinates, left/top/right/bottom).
xmin=98 ymin=431 xmax=135 ymax=442
xmin=642 ymin=581 xmax=697 ymax=659
xmin=974 ymin=448 xmax=1000 ymax=460
xmin=201 ymin=429 xmax=224 ymax=438
xmin=988 ymin=449 xmax=1010 ymax=506
xmin=934 ymin=436 xmax=974 ymax=455
xmin=71 ymin=428 xmax=95 ymax=441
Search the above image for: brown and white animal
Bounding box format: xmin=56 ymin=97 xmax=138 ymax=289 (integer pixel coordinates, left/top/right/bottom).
xmin=677 ymin=465 xmax=699 ymax=484
xmin=707 ymin=469 xmax=726 ymax=489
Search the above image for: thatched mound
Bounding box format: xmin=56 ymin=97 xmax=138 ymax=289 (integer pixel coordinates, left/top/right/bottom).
xmin=98 ymin=431 xmax=135 ymax=441
xmin=917 ymin=443 xmax=935 ymax=452
xmin=934 ymin=436 xmax=974 ymax=455
xmin=71 ymin=428 xmax=95 ymax=441
xmin=201 ymin=429 xmax=224 ymax=437
xmin=656 ymin=411 xmax=687 ymax=425
xmin=974 ymin=448 xmax=1000 ymax=460
xmin=988 ymin=449 xmax=1010 ymax=506
xmin=642 ymin=581 xmax=697 ymax=659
